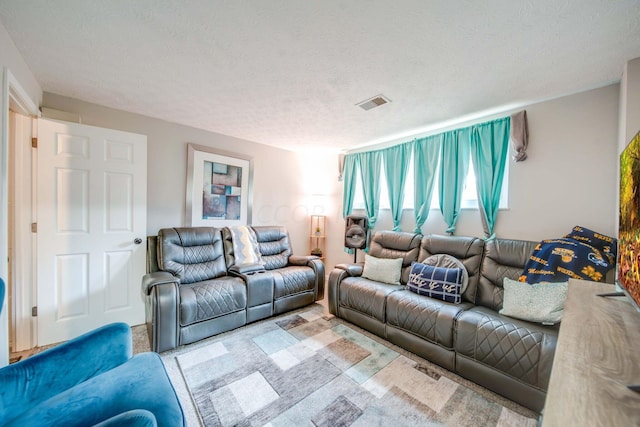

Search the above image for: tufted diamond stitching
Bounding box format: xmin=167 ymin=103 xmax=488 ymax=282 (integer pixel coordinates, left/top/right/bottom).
xmin=259 ymin=240 xmax=291 ymax=256
xmin=278 ymin=267 xmax=311 ymax=295
xmin=474 ymin=315 xmax=542 ymax=385
xmin=190 ymin=282 xmax=243 ymax=323
xmin=184 ymin=244 xmax=216 ymax=264
xmin=263 ymin=253 xmax=289 ymax=270
xmin=393 ymin=295 xmax=439 ymax=342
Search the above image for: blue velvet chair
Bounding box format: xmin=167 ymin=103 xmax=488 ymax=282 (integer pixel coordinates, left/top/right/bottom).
xmin=0 ymin=278 xmax=185 ymax=426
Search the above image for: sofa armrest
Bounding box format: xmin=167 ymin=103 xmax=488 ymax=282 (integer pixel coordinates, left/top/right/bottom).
xmin=288 ymin=255 xmax=316 ymax=266
xmin=229 ymin=263 xmax=266 ymax=275
xmin=142 ymin=271 xmax=179 ymax=296
xmin=287 ymin=256 xmax=325 ymax=300
xmin=327 ymin=263 xmax=364 ymax=315
xmin=308 ymin=258 xmax=325 ymax=301
xmin=334 ymin=263 xmax=363 ymax=277
xmin=144 ymin=280 xmax=180 ymax=353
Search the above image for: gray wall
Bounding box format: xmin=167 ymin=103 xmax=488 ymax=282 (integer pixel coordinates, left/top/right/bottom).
xmin=42 ymin=93 xmax=339 ymax=261
xmin=45 ymin=84 xmax=622 ymax=271
xmin=340 ymin=84 xmax=620 ymax=264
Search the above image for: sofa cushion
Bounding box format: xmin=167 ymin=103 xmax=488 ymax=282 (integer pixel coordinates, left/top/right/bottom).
xmin=158 ymin=227 xmax=227 ymax=284
xmin=272 ymin=266 xmax=315 ymax=299
xmin=406 ymin=262 xmax=464 ymax=303
xmin=500 ymin=278 xmax=568 ymax=324
xmin=422 ymin=253 xmax=469 ymax=293
xmin=362 ymin=254 xmax=403 ymax=285
xmin=338 ymin=277 xmax=402 ymax=322
xmin=418 ymin=234 xmax=484 ymax=303
xmin=179 ymin=277 xmax=247 ymax=326
xmin=368 ymin=231 xmax=422 ymax=285
xmin=252 ymin=226 xmax=292 ymax=270
xmin=386 ymin=290 xmax=468 ymax=349
xmin=478 ymin=238 xmax=538 ymax=311
xmin=455 ymin=306 xmax=558 ymax=390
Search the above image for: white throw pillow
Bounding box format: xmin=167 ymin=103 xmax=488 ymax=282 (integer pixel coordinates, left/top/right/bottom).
xmin=361 ymin=254 xmax=403 ymax=285
xmin=500 ymin=277 xmax=568 ymax=324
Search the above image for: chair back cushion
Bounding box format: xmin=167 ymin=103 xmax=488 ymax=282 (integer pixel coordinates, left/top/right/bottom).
xmin=478 ymin=238 xmax=538 ymax=310
xmin=157 ymin=227 xmax=227 ymax=284
xmin=418 ymin=234 xmax=485 ymax=303
xmin=251 ymin=226 xmax=292 ymax=270
xmin=368 ymin=231 xmax=422 ymax=285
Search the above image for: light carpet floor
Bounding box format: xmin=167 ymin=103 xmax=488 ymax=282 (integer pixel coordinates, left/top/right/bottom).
xmin=154 ymin=302 xmax=538 ymax=427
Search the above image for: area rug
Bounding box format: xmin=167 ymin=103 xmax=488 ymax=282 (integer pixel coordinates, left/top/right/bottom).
xmin=175 ymin=307 xmax=537 ymax=427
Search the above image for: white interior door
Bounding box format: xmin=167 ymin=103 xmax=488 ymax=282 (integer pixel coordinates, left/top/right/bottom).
xmin=36 ymin=118 xmax=147 ymax=346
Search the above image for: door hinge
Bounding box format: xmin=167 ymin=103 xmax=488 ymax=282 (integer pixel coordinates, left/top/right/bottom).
xmin=31 ymin=223 xmax=37 ymax=233
xmin=31 ymin=137 xmax=37 ymax=148
xmin=31 ymin=306 xmax=37 ymax=317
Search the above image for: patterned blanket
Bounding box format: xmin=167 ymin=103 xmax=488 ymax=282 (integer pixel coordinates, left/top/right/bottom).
xmin=520 ymin=226 xmax=617 ymax=284
xmin=228 ymin=226 xmax=264 ymax=266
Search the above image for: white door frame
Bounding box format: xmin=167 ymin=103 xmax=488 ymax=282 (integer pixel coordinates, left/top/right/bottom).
xmin=1 ymin=67 xmax=39 ymax=364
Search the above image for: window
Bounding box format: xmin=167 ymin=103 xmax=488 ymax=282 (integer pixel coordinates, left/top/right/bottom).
xmin=352 ymin=153 xmax=508 ymax=211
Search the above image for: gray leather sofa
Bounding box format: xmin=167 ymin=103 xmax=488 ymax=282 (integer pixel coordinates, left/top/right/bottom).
xmin=143 ymin=226 xmax=324 ymax=352
xmin=328 ymin=231 xmax=558 ymax=413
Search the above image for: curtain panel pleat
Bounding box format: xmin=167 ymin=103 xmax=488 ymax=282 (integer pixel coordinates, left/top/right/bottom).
xmin=341 ymin=154 xmax=358 ymax=219
xmin=383 ymin=143 xmax=412 ymax=231
xmin=413 ymin=135 xmax=441 ymax=233
xmin=439 ymin=128 xmax=471 ymax=234
xmin=470 ymin=118 xmax=510 ymax=238
xmin=357 ymin=151 xmax=382 ymax=231
xmin=341 ymin=154 xmax=358 ymax=253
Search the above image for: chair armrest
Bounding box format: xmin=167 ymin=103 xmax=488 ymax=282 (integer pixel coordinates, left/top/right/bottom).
xmin=142 ymin=271 xmax=179 ymax=296
xmin=328 ymin=263 xmax=363 ymax=315
xmin=308 ymin=257 xmax=325 ymax=300
xmin=0 ymin=323 xmax=132 ymax=423
xmin=334 ymin=263 xmax=363 ymax=277
xmin=286 ymin=256 xmax=325 ymax=300
xmin=288 ymin=255 xmax=317 ymax=266
xmin=229 ymin=263 xmax=266 ymax=275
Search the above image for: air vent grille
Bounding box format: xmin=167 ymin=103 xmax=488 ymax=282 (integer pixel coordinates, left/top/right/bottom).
xmin=356 ymin=94 xmax=391 ymax=111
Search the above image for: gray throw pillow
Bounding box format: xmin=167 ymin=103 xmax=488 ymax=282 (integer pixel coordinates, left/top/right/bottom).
xmin=500 ymin=277 xmax=568 ymax=324
xmin=362 ymin=254 xmax=403 ymax=285
xmin=421 ymin=254 xmax=469 ymax=293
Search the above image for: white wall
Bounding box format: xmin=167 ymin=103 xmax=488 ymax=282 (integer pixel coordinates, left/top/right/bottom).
xmin=0 ymin=20 xmax=42 ymax=365
xmin=620 ymin=57 xmax=640 ymax=150
xmin=42 ymin=93 xmax=340 ymax=267
xmin=341 ymin=84 xmax=620 ymax=261
xmin=0 ymin=23 xmax=41 ymax=106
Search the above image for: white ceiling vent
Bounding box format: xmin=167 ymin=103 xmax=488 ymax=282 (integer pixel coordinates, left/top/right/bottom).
xmin=356 ymin=94 xmax=391 ymax=111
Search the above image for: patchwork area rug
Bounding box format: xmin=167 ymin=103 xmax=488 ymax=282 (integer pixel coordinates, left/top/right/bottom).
xmin=175 ymin=307 xmax=537 ymax=427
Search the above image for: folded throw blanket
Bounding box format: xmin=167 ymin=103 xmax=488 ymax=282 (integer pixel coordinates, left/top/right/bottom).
xmin=521 ymin=227 xmax=616 ymax=283
xmin=228 ymin=226 xmax=264 ymax=267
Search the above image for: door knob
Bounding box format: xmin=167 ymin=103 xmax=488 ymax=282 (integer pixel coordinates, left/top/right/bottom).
xmin=134 ymin=238 xmax=142 ymax=245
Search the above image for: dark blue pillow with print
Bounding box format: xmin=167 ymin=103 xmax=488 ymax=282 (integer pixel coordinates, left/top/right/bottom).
xmin=407 ymin=262 xmax=463 ymax=303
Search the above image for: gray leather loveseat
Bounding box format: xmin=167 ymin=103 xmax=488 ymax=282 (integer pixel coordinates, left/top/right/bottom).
xmin=143 ymin=225 xmax=324 ymax=352
xmin=328 ymin=231 xmax=559 ymax=413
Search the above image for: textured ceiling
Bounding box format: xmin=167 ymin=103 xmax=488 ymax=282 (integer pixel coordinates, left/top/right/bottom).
xmin=1 ymin=1 xmax=639 ymax=152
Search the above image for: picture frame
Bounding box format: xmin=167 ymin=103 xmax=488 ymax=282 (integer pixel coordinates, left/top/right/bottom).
xmin=186 ymin=143 xmax=253 ymax=227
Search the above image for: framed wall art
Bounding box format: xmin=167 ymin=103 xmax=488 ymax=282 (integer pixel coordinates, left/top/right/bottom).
xmin=186 ymin=143 xmax=253 ymax=227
